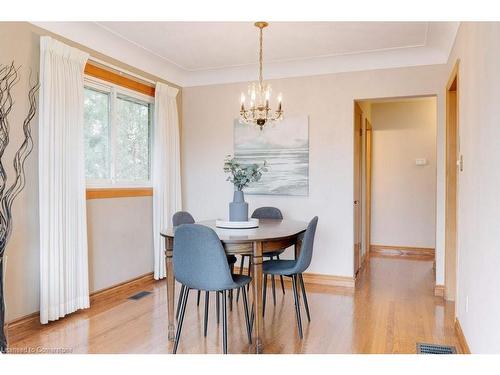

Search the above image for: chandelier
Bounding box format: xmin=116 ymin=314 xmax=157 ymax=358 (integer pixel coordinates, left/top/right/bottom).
xmin=239 ymin=22 xmax=283 ymax=130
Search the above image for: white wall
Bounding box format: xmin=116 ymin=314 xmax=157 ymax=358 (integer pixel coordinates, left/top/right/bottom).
xmin=446 ymin=22 xmax=500 ymax=353
xmin=182 ymin=64 xmax=447 ymax=279
xmin=87 ymin=197 xmax=153 ymax=292
xmin=1 ymin=22 xmax=41 ymax=323
xmin=370 ymin=99 xmax=437 ymax=248
xmin=0 ymin=23 xmax=168 ymax=322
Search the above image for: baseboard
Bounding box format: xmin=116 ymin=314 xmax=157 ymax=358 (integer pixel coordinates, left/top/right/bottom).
xmin=6 ymin=272 xmax=155 ymax=340
xmin=301 ymin=272 xmax=355 ymax=288
xmin=370 ymin=244 xmax=435 ymax=260
xmin=455 ymin=318 xmax=471 ymax=354
xmin=434 ymin=284 xmax=445 ymax=298
xmin=233 ymin=267 xmax=355 ymax=289
xmin=5 ymin=311 xmax=41 ymax=339
xmin=89 ymin=272 xmax=154 ymax=305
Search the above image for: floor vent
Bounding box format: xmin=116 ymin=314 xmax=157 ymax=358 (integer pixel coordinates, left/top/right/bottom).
xmin=128 ymin=291 xmax=152 ymax=300
xmin=416 ymin=343 xmax=457 ymax=354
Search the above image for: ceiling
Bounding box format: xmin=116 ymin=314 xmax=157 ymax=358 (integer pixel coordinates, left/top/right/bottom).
xmin=96 ymin=22 xmax=432 ymax=71
xmin=34 ymin=22 xmax=459 ymax=87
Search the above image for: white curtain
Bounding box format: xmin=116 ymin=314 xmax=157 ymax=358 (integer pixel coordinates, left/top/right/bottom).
xmin=153 ymin=83 xmax=182 ymax=279
xmin=38 ymin=36 xmax=90 ymax=324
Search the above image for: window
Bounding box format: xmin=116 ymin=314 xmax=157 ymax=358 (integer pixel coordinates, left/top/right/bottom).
xmin=84 ymin=79 xmax=153 ymax=187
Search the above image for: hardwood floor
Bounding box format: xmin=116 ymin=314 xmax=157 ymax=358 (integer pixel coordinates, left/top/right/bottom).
xmin=8 ymin=256 xmax=460 ymax=354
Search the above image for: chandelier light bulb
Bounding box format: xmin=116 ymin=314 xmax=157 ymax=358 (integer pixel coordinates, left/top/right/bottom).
xmin=238 ymin=22 xmax=284 ymax=130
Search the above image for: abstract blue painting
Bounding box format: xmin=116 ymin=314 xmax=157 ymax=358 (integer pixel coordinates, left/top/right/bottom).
xmin=234 ymin=116 xmax=309 ymax=196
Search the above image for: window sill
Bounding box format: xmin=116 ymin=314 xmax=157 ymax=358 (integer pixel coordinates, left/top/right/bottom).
xmin=86 ymin=187 xmax=153 ymax=200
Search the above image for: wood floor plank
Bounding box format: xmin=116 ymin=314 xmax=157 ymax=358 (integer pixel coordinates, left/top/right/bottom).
xmin=7 ymin=256 xmax=461 ymax=354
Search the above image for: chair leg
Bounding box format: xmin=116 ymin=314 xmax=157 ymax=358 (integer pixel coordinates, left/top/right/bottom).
xmin=291 ymin=274 xmax=303 ymax=339
xmin=216 ymin=291 xmax=220 ymax=324
xmin=176 ymin=284 xmax=185 ymax=320
xmin=173 ymin=286 xmax=190 ymax=354
xmin=241 ymin=286 xmax=252 ymax=344
xmin=204 ymin=291 xmax=210 ymax=337
xmin=262 ymin=273 xmax=268 ymax=317
xmin=222 ymin=290 xmax=228 ymax=354
xmin=197 ymin=290 xmax=201 ymax=306
xmin=229 ymin=264 xmax=234 ymax=311
xmin=299 ymin=273 xmax=311 ymax=322
xmin=250 ymin=302 xmax=254 ymax=333
xmin=270 ymin=256 xmax=276 ymax=305
xmin=271 ymin=275 xmax=276 ymax=306
xmin=236 ymin=255 xmax=245 ymax=302
xmin=277 ymin=255 xmax=285 ymax=295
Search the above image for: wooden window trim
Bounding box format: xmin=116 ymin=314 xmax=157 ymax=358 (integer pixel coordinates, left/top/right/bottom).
xmin=84 ymin=63 xmax=155 ymax=199
xmin=84 ymin=62 xmax=155 ymax=97
xmin=86 ymin=187 xmax=153 ymax=200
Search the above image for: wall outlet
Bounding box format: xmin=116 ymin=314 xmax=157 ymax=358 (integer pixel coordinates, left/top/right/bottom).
xmin=415 ymin=158 xmax=427 ymax=166
xmin=465 ymin=296 xmax=469 ymax=313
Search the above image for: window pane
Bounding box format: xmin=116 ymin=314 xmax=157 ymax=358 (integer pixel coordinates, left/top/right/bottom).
xmin=84 ymin=88 xmax=111 ymax=180
xmin=115 ymin=95 xmax=151 ymax=181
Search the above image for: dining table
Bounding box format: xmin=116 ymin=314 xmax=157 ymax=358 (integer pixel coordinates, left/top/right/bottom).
xmin=161 ymin=218 xmax=308 ymax=353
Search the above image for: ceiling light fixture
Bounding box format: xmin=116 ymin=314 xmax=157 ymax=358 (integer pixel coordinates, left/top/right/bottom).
xmin=239 ymin=22 xmax=283 ymax=130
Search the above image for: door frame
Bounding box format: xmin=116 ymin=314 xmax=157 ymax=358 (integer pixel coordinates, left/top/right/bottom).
xmin=353 ymin=102 xmax=363 ymax=277
xmin=364 ymin=119 xmax=372 ymax=262
xmin=445 ymin=60 xmax=460 ymax=302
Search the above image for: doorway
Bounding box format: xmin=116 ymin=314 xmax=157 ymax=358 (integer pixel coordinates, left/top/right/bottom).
xmin=353 ymin=97 xmax=438 ymax=278
xmin=445 ymin=61 xmax=460 ymax=302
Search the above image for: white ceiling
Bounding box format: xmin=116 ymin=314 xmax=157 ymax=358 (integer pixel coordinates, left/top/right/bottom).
xmin=33 ymin=22 xmax=459 ymax=87
xmin=95 ymin=22 xmax=431 ymax=71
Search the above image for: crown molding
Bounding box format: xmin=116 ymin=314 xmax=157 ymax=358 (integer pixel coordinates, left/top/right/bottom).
xmin=30 ymin=22 xmax=460 ymax=88
xmin=31 ymin=22 xmax=189 ymax=86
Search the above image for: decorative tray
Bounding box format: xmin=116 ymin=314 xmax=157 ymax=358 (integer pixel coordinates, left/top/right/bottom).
xmin=215 ymin=218 xmax=259 ymax=229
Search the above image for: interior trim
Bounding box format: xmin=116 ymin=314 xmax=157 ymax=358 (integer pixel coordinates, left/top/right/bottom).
xmin=234 ymin=267 xmax=355 ymax=289
xmin=455 ymin=318 xmax=471 ymax=354
xmin=84 ymin=62 xmax=155 ymax=97
xmin=370 ymin=244 xmax=435 ymax=260
xmin=89 ymin=272 xmax=154 ymax=305
xmin=86 ymin=187 xmax=153 ymax=200
xmin=6 ymin=272 xmax=155 ymax=341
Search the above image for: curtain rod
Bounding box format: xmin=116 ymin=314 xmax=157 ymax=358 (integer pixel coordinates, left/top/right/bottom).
xmin=87 ymin=56 xmax=157 ymax=86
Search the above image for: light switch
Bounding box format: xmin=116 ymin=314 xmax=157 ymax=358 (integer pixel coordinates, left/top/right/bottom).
xmin=415 ymin=158 xmax=427 ymax=166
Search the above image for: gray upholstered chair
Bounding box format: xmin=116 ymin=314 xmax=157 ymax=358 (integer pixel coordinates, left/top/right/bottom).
xmin=172 ymin=211 xmax=195 ymax=226
xmin=172 ymin=211 xmax=237 ymax=327
xmin=259 ymin=216 xmax=318 ymax=339
xmin=236 ymin=207 xmax=286 ymax=306
xmin=173 ymin=224 xmax=252 ymax=354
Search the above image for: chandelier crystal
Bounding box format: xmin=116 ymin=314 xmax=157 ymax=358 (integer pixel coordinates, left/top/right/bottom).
xmin=239 ymin=22 xmax=283 ymax=130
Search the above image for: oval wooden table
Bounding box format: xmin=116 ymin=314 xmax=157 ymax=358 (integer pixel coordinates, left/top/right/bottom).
xmin=161 ymin=219 xmax=308 ymax=353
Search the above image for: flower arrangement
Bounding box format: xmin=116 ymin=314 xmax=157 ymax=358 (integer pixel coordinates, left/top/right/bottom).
xmin=223 ymin=155 xmax=268 ymax=191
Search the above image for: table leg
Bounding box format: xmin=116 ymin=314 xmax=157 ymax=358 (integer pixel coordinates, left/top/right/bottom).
xmin=294 ymin=236 xmax=303 ymax=259
xmin=252 ymin=241 xmax=264 ymax=353
xmin=165 ymin=237 xmax=175 ymax=341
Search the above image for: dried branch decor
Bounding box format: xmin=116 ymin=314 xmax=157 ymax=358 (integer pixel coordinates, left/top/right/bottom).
xmin=0 ymin=62 xmax=39 ymax=353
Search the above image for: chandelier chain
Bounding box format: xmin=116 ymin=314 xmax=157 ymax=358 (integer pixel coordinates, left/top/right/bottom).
xmin=259 ymin=25 xmax=263 ymax=90
xmin=239 ymin=22 xmax=283 ymax=130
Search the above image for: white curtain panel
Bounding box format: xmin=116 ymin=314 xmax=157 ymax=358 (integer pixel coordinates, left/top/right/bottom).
xmin=153 ymin=83 xmax=182 ymax=279
xmin=38 ymin=36 xmax=90 ymax=324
